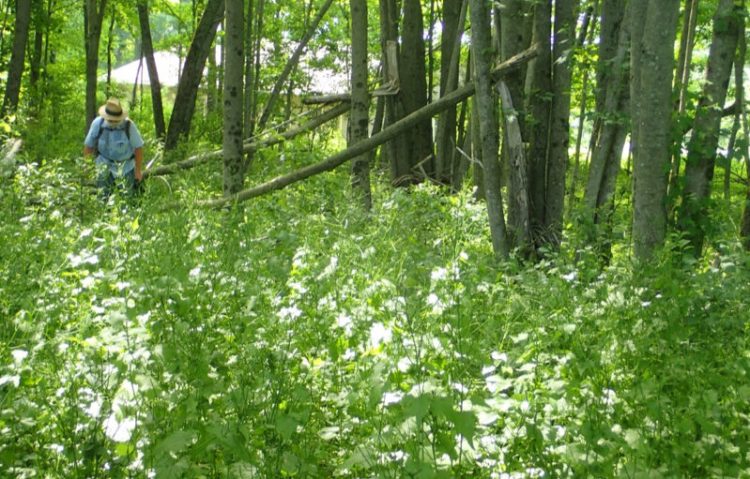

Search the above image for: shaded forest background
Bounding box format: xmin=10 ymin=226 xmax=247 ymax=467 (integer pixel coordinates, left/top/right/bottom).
xmin=0 ymin=0 xmax=748 ymax=262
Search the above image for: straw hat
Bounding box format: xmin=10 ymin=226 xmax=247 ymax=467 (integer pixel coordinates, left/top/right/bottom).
xmin=98 ymin=97 xmax=127 ymax=124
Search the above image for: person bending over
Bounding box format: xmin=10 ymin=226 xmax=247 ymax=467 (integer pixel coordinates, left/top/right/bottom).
xmin=83 ymin=97 xmax=145 ymax=199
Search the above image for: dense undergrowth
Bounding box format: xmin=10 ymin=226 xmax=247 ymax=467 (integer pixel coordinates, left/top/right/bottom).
xmin=2 ymin=154 xmax=750 ymax=478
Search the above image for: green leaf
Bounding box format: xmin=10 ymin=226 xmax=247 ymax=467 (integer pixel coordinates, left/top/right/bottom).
xmin=275 ymin=414 xmax=298 ymax=441
xmin=154 ymin=430 xmax=196 ymax=459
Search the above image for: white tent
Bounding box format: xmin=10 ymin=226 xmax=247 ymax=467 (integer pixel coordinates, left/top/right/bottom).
xmin=106 ymin=49 xmax=349 ymax=94
xmin=106 ymin=51 xmax=183 ymax=87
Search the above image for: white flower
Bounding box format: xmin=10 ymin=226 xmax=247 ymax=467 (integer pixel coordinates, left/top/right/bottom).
xmin=369 ymin=322 xmax=392 ymax=347
xmin=426 ymin=293 xmax=445 ymax=315
xmin=189 ymin=266 xmax=201 ymax=279
xmin=278 ymin=305 xmax=302 ymax=322
xmin=431 ymin=267 xmax=448 ymax=282
xmin=561 ymin=271 xmax=577 ymax=282
xmin=104 ymin=414 xmax=136 ymax=442
xmin=11 ymin=349 xmax=28 ymax=364
xmin=382 ymin=391 xmax=404 ymax=406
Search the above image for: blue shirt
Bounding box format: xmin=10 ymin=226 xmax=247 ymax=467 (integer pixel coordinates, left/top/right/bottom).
xmin=84 ymin=117 xmax=145 ymax=176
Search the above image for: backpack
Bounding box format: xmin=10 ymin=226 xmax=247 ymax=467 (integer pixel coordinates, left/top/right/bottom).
xmin=94 ymin=118 xmax=134 ymax=160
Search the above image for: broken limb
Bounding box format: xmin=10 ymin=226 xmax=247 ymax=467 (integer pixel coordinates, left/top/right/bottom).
xmin=163 ymin=45 xmax=538 ymax=210
xmin=146 ymin=102 xmax=350 ymax=177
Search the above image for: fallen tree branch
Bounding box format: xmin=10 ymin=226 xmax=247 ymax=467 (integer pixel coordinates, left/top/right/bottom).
xmin=164 ymin=44 xmax=538 ymax=210
xmin=146 ymin=102 xmax=350 ymax=177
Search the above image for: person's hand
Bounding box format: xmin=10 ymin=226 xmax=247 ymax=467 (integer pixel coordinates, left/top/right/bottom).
xmin=135 ymin=170 xmax=143 ymax=182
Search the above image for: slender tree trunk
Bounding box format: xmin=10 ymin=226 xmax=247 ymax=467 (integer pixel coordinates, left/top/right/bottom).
xmin=677 ymin=0 xmax=744 ymax=257
xmin=545 ymin=0 xmax=578 ymax=248
xmin=137 ymin=0 xmax=165 ymax=139
xmin=84 ymin=0 xmax=108 ymax=127
xmin=2 ymin=0 xmax=32 ymax=117
xmin=502 ymin=0 xmax=532 ymax=249
xmin=526 ymin=0 xmax=552 ymax=241
xmin=29 ymin=0 xmax=45 ymax=107
xmin=222 ymin=0 xmax=244 ymax=195
xmin=400 ymin=0 xmax=434 ymax=178
xmin=470 ymin=0 xmax=509 ymax=259
xmin=630 ymin=0 xmax=680 ymax=260
xmin=668 ymin=0 xmax=700 ymax=201
xmin=499 ymin=81 xmax=531 ymax=254
xmin=350 ymin=0 xmax=371 ymax=210
xmin=583 ymin=0 xmax=628 ymax=220
xmin=378 ymin=0 xmax=411 ymax=185
xmin=165 ymin=0 xmax=224 ymax=152
xmin=434 ymin=0 xmax=466 ymax=184
xmin=739 ymin=33 xmax=750 ymax=248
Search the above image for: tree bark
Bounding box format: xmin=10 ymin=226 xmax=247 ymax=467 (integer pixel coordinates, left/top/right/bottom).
xmin=165 ymin=0 xmax=224 ymax=151
xmin=378 ymin=0 xmax=417 ymax=186
xmin=400 ymin=0 xmax=434 ymax=179
xmin=583 ymin=0 xmax=628 ymax=224
xmin=668 ymin=0 xmax=700 ymax=201
xmin=222 ymin=0 xmax=245 ymax=196
xmin=349 ymin=0 xmax=371 ymax=210
xmin=1 ymin=0 xmax=32 ymax=117
xmin=526 ymin=0 xmax=552 ymax=241
xmin=630 ymin=0 xmax=680 ymax=260
xmin=434 ymin=0 xmax=466 ymax=184
xmin=83 ymin=0 xmax=107 ymax=127
xmin=545 ymin=0 xmax=578 ymax=248
xmin=499 ymin=80 xmax=531 ymax=254
xmin=137 ymin=0 xmax=166 ymax=139
xmin=471 ymin=0 xmax=510 ymax=259
xmin=502 ymin=0 xmax=532 ymax=250
xmin=677 ymin=0 xmax=744 ymax=257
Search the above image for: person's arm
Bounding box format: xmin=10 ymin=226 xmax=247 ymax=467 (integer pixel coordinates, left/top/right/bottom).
xmin=83 ymin=145 xmax=95 ymax=159
xmin=134 ymin=147 xmax=143 ymax=181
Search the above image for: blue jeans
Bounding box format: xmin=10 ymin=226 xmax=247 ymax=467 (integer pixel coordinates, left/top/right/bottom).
xmin=97 ymin=167 xmax=136 ymax=200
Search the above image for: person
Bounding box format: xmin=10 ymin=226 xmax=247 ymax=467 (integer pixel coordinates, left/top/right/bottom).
xmin=83 ymin=97 xmax=145 ymax=199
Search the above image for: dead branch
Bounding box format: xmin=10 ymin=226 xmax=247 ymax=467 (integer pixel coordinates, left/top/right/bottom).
xmin=146 ymin=102 xmax=350 ymax=177
xmin=163 ymin=44 xmax=538 ymax=211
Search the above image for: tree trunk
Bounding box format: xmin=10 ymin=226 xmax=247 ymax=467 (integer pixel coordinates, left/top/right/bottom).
xmin=630 ymin=0 xmax=680 ymax=260
xmin=583 ymin=0 xmax=628 ymax=224
xmin=165 ymin=0 xmax=224 ymax=151
xmin=2 ymin=0 xmax=32 ymax=117
xmin=378 ymin=0 xmax=410 ymax=185
xmin=677 ymin=0 xmax=743 ymax=257
xmin=222 ymin=0 xmax=245 ymax=196
xmin=400 ymin=0 xmax=434 ymax=179
xmin=502 ymin=0 xmax=532 ymax=250
xmin=668 ymin=0 xmax=700 ymax=201
xmin=83 ymin=0 xmax=107 ymax=126
xmin=137 ymin=0 xmax=166 ymax=139
xmin=545 ymin=0 xmax=578 ymax=248
xmin=470 ymin=0 xmax=509 ymax=259
xmin=349 ymin=0 xmax=371 ymax=210
xmin=434 ymin=0 xmax=466 ymax=184
xmin=525 ymin=0 xmax=552 ymax=241
xmin=499 ymin=81 xmax=531 ymax=254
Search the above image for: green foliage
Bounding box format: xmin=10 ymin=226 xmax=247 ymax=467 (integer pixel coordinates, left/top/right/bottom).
xmin=2 ymin=152 xmax=750 ymax=478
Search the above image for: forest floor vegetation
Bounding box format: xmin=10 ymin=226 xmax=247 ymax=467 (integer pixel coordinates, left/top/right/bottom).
xmin=2 ymin=154 xmax=750 ymax=478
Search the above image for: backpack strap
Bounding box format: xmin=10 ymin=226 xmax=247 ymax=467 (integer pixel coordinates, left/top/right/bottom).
xmin=95 ymin=118 xmax=131 ymax=144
